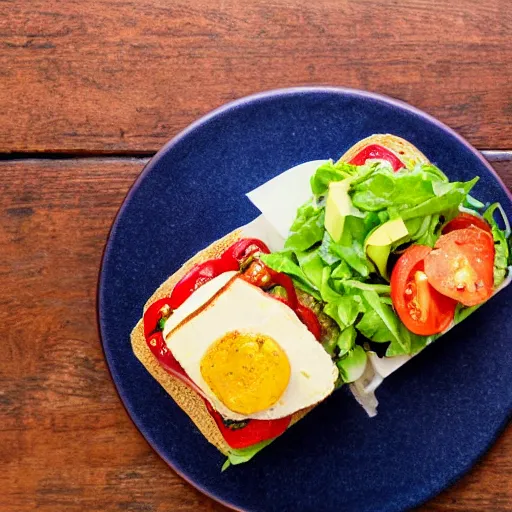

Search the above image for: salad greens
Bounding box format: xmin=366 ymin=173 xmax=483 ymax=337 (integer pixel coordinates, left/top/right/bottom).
xmin=261 ymin=159 xmax=512 ymax=382
xmin=483 ymin=202 xmax=511 ymax=287
xmin=223 ymin=438 xmax=275 ymax=470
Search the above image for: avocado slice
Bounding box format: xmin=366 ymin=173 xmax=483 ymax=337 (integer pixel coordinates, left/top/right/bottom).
xmin=365 ymin=218 xmax=408 ymax=278
xmin=325 ymin=180 xmax=360 ymax=243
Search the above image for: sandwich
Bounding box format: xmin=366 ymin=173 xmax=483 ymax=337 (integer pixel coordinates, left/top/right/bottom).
xmin=131 ymin=134 xmax=512 ymax=468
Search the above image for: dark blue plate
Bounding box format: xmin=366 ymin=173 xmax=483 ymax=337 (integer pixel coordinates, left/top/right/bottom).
xmin=98 ymin=87 xmax=512 ymax=512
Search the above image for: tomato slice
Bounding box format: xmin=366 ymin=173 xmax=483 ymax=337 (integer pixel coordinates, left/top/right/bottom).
xmin=205 ymin=402 xmax=291 ymax=449
xmin=391 ymin=245 xmax=457 ymax=335
xmin=145 ymin=331 xmax=210 ymax=399
xmin=222 ymin=238 xmax=270 ymax=264
xmin=442 ymin=212 xmax=492 ymax=235
xmin=296 ymin=303 xmax=322 ymax=341
xmin=169 ymin=238 xmax=271 ymax=310
xmin=143 ymin=298 xmax=173 ymax=338
xmin=424 ymin=227 xmax=495 ymax=307
xmin=348 ymin=143 xmax=405 ymax=172
xmin=240 ymin=259 xmax=299 ymax=311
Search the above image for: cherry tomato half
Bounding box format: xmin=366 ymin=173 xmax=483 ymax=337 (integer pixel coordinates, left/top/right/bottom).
xmin=442 ymin=212 xmax=492 ymax=235
xmin=391 ymin=245 xmax=457 ymax=335
xmin=424 ymin=227 xmax=495 ymax=307
xmin=240 ymin=259 xmax=274 ymax=288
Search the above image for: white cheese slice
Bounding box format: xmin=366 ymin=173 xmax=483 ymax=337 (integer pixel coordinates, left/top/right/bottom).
xmin=246 ymin=160 xmax=327 ymax=239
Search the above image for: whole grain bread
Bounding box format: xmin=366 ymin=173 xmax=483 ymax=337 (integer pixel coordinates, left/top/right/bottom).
xmin=338 ymin=134 xmax=429 ymax=166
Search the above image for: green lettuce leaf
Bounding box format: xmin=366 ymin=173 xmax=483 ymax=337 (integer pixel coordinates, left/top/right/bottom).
xmin=337 ymin=325 xmax=357 ymax=357
xmin=259 ymin=252 xmax=321 ymax=300
xmin=284 ymin=200 xmax=325 ymax=252
xmin=454 ymin=302 xmax=482 ymax=324
xmin=320 ymin=267 xmax=342 ymax=303
xmin=318 ymin=231 xmax=341 ymax=265
xmin=351 ymin=167 xmax=439 ymax=212
xmin=329 ymin=217 xmax=373 ymax=276
xmin=464 ymin=194 xmax=485 ymax=210
xmin=296 ymin=249 xmax=325 ymax=290
xmin=223 ymin=438 xmax=275 ymax=470
xmin=400 ymin=177 xmax=478 ymax=220
xmin=356 ymin=309 xmax=397 ymax=343
xmin=337 ymin=344 xmax=367 ymax=382
xmin=335 ymin=280 xmax=391 ymax=295
xmin=331 ymin=259 xmax=352 ymax=279
xmin=359 ymin=290 xmax=410 ymax=354
xmin=385 ymin=324 xmax=432 ymax=357
xmin=415 ymin=214 xmax=441 ymax=247
xmin=310 ymin=160 xmax=357 ymax=195
xmin=483 ymin=202 xmax=510 ymax=287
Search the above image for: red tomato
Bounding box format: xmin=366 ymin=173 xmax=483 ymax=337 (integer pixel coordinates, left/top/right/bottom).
xmin=169 ymin=238 xmax=271 ymax=310
xmin=143 ymin=298 xmax=173 ymax=337
xmin=145 ymin=331 xmax=209 ymax=399
xmin=240 ymin=259 xmax=274 ymax=288
xmin=169 ymin=258 xmax=238 ymax=310
xmin=348 ymin=144 xmax=405 ymax=172
xmin=442 ymin=212 xmax=492 ymax=235
xmin=205 ymin=402 xmax=291 ymax=449
xmin=296 ymin=303 xmax=322 ymax=341
xmin=266 ymin=269 xmax=298 ymax=310
xmin=391 ymin=245 xmax=457 ymax=335
xmin=222 ymin=238 xmax=270 ymax=264
xmin=424 ymin=227 xmax=495 ymax=307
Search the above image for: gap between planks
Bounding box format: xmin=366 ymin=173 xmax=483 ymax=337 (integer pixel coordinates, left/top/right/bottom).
xmin=0 ymin=151 xmax=511 ymax=164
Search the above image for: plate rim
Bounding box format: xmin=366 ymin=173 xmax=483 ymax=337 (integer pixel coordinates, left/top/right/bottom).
xmin=97 ymin=85 xmax=512 ymax=512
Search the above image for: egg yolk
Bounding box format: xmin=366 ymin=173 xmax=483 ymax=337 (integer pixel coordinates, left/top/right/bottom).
xmin=200 ymin=331 xmax=291 ymax=415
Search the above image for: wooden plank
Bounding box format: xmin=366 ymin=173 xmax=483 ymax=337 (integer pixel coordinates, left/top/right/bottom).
xmin=1 ymin=0 xmax=511 ymax=154
xmin=0 ymin=157 xmax=510 ymax=512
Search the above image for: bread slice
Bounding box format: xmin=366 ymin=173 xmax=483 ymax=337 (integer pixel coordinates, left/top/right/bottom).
xmin=338 ymin=134 xmax=429 ymax=166
xmin=130 ymin=228 xmax=312 ymax=455
xmin=130 ymin=134 xmax=428 ymax=456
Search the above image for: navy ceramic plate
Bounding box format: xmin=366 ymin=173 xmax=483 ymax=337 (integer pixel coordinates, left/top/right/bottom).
xmin=98 ymin=87 xmax=512 ymax=512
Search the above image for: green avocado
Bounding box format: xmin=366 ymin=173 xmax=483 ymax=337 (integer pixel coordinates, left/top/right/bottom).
xmin=365 ymin=218 xmax=408 ymax=278
xmin=325 ymin=180 xmax=357 ymax=243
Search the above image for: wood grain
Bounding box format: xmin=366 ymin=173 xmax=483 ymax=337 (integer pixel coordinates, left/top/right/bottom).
xmin=1 ymin=0 xmax=511 ymax=154
xmin=0 ymin=157 xmax=510 ymax=511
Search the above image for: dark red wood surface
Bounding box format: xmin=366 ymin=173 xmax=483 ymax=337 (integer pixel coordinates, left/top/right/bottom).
xmin=1 ymin=0 xmax=511 ymax=153
xmin=1 ymin=0 xmax=512 ymax=510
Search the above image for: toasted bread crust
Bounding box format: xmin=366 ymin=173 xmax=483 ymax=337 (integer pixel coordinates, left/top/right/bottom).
xmin=131 ymin=134 xmax=428 ymax=456
xmin=338 ymin=134 xmax=429 ymax=166
xmin=130 ymin=229 xmax=243 ymax=455
xmin=131 ymin=229 xmax=313 ymax=455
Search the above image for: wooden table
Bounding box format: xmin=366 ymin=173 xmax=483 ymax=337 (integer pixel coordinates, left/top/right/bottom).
xmin=1 ymin=1 xmax=511 ymax=510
